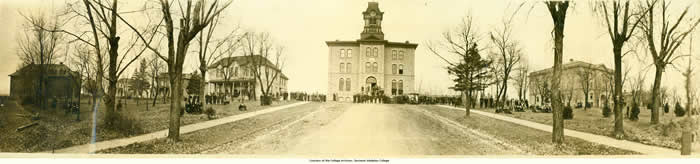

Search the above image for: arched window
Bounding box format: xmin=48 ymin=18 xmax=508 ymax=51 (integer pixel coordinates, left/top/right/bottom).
xmin=340 ymin=49 xmax=345 ymax=58
xmin=346 ymin=78 xmax=351 ymax=91
xmin=399 ymin=64 xmax=404 ymax=75
xmin=339 ymin=78 xmax=344 ymax=91
xmin=391 ymin=80 xmax=397 ymax=95
xmin=346 ymin=63 xmax=351 ymax=73
xmin=373 ymin=47 xmax=379 ymax=57
xmin=399 ymin=51 xmax=404 ymax=60
xmin=340 ymin=63 xmax=345 ymax=73
xmin=392 ymin=50 xmax=397 ymax=60
xmin=365 ymin=62 xmax=371 ymax=73
xmin=392 ymin=64 xmax=397 ymax=74
xmin=347 ymin=49 xmax=352 ymax=58
xmin=373 ymin=62 xmax=378 ymax=73
xmin=398 ymin=80 xmax=404 ymax=95
xmin=366 ymin=48 xmax=371 ymax=57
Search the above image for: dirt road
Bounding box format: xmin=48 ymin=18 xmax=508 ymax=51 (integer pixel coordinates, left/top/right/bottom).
xmin=209 ymin=103 xmax=524 ymax=156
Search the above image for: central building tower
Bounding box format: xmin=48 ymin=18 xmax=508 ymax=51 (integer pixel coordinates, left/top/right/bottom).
xmin=326 ymin=2 xmax=417 ymax=102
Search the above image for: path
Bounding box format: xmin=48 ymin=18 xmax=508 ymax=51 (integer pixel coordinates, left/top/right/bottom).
xmin=437 ymin=105 xmax=682 ymax=156
xmin=279 ymin=104 xmax=522 ymax=156
xmin=47 ymin=102 xmax=309 ymax=154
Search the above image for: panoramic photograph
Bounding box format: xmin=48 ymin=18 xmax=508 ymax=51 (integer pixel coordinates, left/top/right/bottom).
xmin=1 ymin=0 xmax=700 ymax=162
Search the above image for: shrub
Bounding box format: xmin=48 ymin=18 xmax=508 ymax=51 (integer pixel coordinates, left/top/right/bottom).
xmin=630 ymin=103 xmax=640 ymax=121
xmin=204 ymin=107 xmax=216 ymax=120
xmin=108 ymin=114 xmax=144 ymax=136
xmin=260 ymin=96 xmax=272 ymax=105
xmin=563 ymin=106 xmax=574 ymax=120
xmin=393 ymin=95 xmax=410 ymax=104
xmin=664 ymin=103 xmax=670 ymax=113
xmin=602 ymin=104 xmax=611 ymax=118
xmin=674 ymin=102 xmax=685 ymax=117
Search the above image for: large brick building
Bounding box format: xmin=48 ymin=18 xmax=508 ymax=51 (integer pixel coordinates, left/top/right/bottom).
xmin=9 ymin=63 xmax=81 ymax=100
xmin=528 ymin=59 xmax=613 ymax=107
xmin=326 ymin=2 xmax=418 ymax=102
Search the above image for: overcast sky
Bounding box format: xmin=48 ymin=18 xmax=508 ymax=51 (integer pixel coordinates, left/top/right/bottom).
xmin=1 ymin=0 xmax=699 ymax=98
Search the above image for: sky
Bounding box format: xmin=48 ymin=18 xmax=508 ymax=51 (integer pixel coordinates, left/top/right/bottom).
xmin=1 ymin=0 xmax=699 ymax=99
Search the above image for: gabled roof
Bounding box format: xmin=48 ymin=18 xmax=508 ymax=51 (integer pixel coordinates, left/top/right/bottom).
xmin=529 ymin=60 xmax=612 ymax=77
xmin=208 ymin=55 xmax=288 ymax=80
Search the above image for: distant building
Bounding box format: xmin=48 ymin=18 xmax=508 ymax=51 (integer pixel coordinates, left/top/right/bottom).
xmin=116 ymin=72 xmax=198 ymax=99
xmin=9 ymin=63 xmax=81 ymax=100
xmin=528 ymin=59 xmax=613 ymax=107
xmin=151 ymin=72 xmax=196 ymax=99
xmin=206 ymin=55 xmax=288 ymax=100
xmin=326 ymin=2 xmax=418 ymax=102
xmin=116 ymin=78 xmax=133 ymax=98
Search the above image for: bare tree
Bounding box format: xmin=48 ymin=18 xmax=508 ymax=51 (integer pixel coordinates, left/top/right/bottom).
xmin=639 ymin=0 xmax=700 ymax=124
xmin=69 ymin=43 xmax=101 ymax=105
xmin=544 ymin=0 xmax=570 ymax=144
xmin=428 ymin=15 xmax=493 ymax=116
xmin=490 ymin=15 xmax=522 ymax=107
xmin=196 ymin=10 xmax=242 ymax=108
xmin=513 ymin=59 xmax=530 ymax=102
xmin=629 ymin=69 xmax=648 ymax=105
xmin=126 ymin=0 xmax=233 ymax=140
xmin=563 ymin=71 xmax=576 ymax=106
xmin=34 ymin=0 xmax=162 ymax=127
xmin=242 ymin=32 xmax=286 ymax=106
xmin=592 ymin=0 xmax=647 ymax=138
xmin=576 ymin=64 xmax=595 ymax=110
xmin=147 ymin=55 xmax=165 ymax=107
xmin=17 ymin=12 xmax=65 ymax=110
xmin=529 ymin=74 xmax=552 ymax=106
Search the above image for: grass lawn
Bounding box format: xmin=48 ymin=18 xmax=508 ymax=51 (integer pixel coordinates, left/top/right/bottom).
xmin=418 ymin=105 xmax=638 ymax=155
xmin=471 ymin=105 xmax=694 ymax=150
xmin=0 ymin=97 xmax=296 ymax=152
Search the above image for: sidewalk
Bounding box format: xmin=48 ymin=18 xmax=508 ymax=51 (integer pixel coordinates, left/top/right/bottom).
xmin=437 ymin=105 xmax=683 ymax=156
xmin=47 ymin=102 xmax=310 ymax=154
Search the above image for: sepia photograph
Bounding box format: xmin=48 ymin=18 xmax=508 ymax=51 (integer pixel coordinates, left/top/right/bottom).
xmin=1 ymin=0 xmax=700 ymax=163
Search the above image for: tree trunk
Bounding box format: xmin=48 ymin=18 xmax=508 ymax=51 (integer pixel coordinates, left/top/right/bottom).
xmin=463 ymin=91 xmax=470 ymax=116
xmin=584 ymin=91 xmax=589 ymax=110
xmin=501 ymin=77 xmax=509 ymax=106
xmin=104 ymin=37 xmax=119 ymax=126
xmin=152 ymin=81 xmax=158 ymax=107
xmin=167 ymin=71 xmax=182 ymax=141
xmin=649 ymin=66 xmax=663 ymax=124
xmin=551 ymin=22 xmax=565 ymax=144
xmin=199 ymin=67 xmax=207 ymax=109
xmin=613 ymin=46 xmax=624 ymax=139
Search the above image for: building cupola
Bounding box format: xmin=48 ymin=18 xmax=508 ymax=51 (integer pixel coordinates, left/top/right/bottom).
xmin=360 ymin=2 xmax=384 ymax=40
